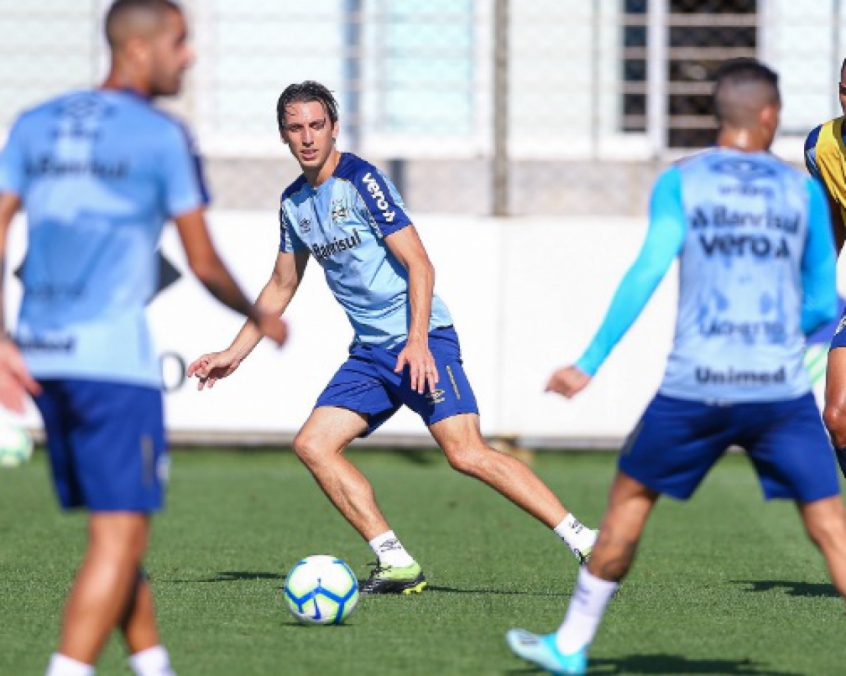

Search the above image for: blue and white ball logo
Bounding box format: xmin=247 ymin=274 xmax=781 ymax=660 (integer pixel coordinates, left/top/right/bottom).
xmin=283 ymin=555 xmax=359 ymax=625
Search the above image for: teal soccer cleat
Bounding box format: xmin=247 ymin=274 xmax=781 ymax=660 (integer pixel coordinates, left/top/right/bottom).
xmin=506 ymin=629 xmax=587 ymax=675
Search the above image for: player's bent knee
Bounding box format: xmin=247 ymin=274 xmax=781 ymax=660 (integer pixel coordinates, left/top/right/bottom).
xmin=292 ymin=432 xmax=330 ymax=466
xmin=823 ymin=403 xmax=846 ymax=446
xmin=442 ymin=445 xmax=490 ymax=477
xmin=802 ymin=499 xmax=846 ymax=549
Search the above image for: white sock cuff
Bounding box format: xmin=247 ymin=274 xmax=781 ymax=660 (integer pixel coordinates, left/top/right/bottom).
xmin=46 ymin=653 xmax=95 ymax=676
xmin=367 ymin=530 xmax=397 ymax=551
xmin=129 ymin=645 xmax=173 ymax=676
xmin=574 ymin=567 xmax=619 ymax=614
xmin=554 ymin=514 xmax=584 ymax=537
xmin=368 ymin=530 xmax=415 ymax=567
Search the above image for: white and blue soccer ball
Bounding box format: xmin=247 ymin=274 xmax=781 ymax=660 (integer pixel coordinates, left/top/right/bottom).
xmin=0 ymin=424 xmax=33 ymax=468
xmin=283 ymin=555 xmax=359 ymax=625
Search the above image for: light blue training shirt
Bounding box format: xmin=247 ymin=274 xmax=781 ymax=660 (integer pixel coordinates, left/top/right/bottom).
xmin=0 ymin=89 xmax=209 ymax=387
xmin=279 ymin=152 xmax=452 ymax=348
xmin=576 ymin=148 xmax=837 ymax=403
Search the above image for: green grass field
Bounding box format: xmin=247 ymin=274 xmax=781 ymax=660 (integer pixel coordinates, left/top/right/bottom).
xmin=1 ymin=449 xmax=843 ymax=675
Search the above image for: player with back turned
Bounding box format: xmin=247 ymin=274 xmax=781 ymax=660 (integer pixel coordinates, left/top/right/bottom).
xmin=506 ymin=59 xmax=846 ymax=675
xmin=188 ymin=80 xmax=598 ymax=594
xmin=0 ymin=1 xmax=286 ymax=674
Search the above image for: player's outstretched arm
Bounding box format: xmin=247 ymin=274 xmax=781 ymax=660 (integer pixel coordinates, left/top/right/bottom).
xmin=555 ymin=167 xmax=686 ymax=395
xmin=0 ymin=193 xmax=41 ymax=412
xmin=174 ymin=208 xmax=289 ymax=346
xmin=384 ymin=225 xmax=438 ymax=395
xmin=801 ymin=180 xmax=838 ymax=335
xmin=188 ymin=250 xmax=308 ymax=391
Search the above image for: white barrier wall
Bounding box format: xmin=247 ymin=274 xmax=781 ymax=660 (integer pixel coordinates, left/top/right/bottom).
xmin=4 ymin=212 xmax=682 ymax=446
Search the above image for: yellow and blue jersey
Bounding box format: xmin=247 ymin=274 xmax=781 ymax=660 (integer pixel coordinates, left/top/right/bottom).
xmin=805 ymin=117 xmax=846 ymax=223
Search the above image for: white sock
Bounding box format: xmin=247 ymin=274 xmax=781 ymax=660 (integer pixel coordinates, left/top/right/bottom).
xmin=554 ymin=514 xmax=597 ymax=559
xmin=128 ymin=646 xmax=175 ymax=676
xmin=46 ymin=653 xmax=95 ymax=676
xmin=368 ymin=530 xmax=415 ymax=567
xmin=556 ymin=567 xmax=618 ymax=654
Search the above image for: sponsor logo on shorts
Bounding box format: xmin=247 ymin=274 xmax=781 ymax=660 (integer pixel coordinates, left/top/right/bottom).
xmin=426 ymin=388 xmax=446 ymax=405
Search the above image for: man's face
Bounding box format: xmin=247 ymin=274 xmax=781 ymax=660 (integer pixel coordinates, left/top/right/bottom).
xmin=147 ymin=9 xmax=193 ymax=97
xmin=840 ymin=63 xmax=846 ymax=116
xmin=280 ymin=101 xmax=339 ymax=170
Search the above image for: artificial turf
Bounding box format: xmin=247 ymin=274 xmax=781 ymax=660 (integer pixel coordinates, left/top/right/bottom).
xmin=0 ymin=449 xmax=842 ymax=675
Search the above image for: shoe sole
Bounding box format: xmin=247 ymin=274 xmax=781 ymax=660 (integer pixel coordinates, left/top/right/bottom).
xmin=361 ymin=576 xmax=427 ymax=595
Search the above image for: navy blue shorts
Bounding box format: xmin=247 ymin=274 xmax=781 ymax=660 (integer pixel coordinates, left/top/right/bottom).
xmin=831 ymin=307 xmax=846 ymax=350
xmin=34 ymin=379 xmax=168 ymax=512
xmin=316 ymin=326 xmax=479 ymax=435
xmin=619 ymin=393 xmax=840 ymax=503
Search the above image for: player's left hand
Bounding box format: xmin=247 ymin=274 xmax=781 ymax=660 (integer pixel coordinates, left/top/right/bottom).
xmin=545 ymin=365 xmax=591 ymax=399
xmin=0 ymin=338 xmax=41 ymax=413
xmin=394 ymin=339 xmax=439 ymax=394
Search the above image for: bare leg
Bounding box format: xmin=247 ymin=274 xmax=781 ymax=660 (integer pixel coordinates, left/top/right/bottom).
xmin=292 ymin=406 xmax=391 ymax=541
xmin=57 ymin=513 xmax=149 ymax=664
xmin=120 ymin=571 xmax=160 ymax=654
xmin=506 ymin=472 xmax=660 ymax=664
xmin=428 ymin=413 xmax=569 ymax=528
xmin=822 ymin=348 xmax=846 ymax=475
xmin=587 ymin=471 xmax=660 ymax=581
xmin=797 ymin=496 xmax=846 ymax=599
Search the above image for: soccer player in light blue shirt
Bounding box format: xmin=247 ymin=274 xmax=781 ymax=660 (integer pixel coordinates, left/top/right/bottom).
xmin=507 ymin=60 xmax=846 ymax=676
xmin=0 ymin=2 xmax=286 ymax=674
xmin=188 ymin=81 xmax=598 ymax=594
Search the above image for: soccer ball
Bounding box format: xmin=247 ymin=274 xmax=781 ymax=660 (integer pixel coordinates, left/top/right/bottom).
xmin=283 ymin=555 xmax=359 ymax=625
xmin=0 ymin=424 xmax=33 ymax=468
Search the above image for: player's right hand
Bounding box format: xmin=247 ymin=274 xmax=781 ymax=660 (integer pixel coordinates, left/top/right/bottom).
xmin=0 ymin=339 xmax=41 ymax=413
xmin=256 ymin=312 xmax=289 ymax=346
xmin=187 ymin=350 xmax=242 ymax=391
xmin=545 ymin=365 xmax=591 ymax=399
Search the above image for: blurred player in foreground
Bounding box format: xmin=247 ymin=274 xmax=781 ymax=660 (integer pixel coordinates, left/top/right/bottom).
xmin=0 ymin=1 xmax=286 ymax=674
xmin=805 ymin=60 xmax=846 ymax=477
xmin=188 ymin=80 xmax=597 ymax=594
xmin=507 ymin=59 xmax=846 ymax=675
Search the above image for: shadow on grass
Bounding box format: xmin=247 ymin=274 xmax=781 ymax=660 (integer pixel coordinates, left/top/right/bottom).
xmin=509 ymin=654 xmax=802 ymax=675
xmin=732 ymin=579 xmax=838 ymax=598
xmin=412 ymin=584 xmax=569 ymax=598
xmin=164 ymin=573 xmax=569 ymax=598
xmin=165 ymin=571 xmax=284 ymax=583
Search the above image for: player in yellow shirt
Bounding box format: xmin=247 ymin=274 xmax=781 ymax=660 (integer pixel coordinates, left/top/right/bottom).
xmin=805 ymin=58 xmax=846 ymax=478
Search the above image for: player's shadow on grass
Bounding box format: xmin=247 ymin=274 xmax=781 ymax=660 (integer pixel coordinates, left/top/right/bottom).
xmin=423 ymin=584 xmax=569 ymax=598
xmin=732 ymin=579 xmax=838 ymax=598
xmin=509 ymin=654 xmax=801 ymax=675
xmin=166 ymin=571 xmax=284 ymax=583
